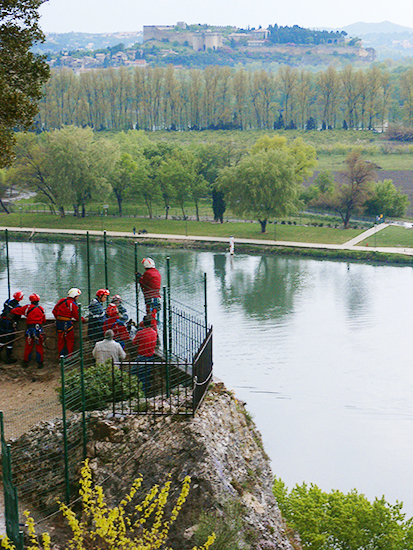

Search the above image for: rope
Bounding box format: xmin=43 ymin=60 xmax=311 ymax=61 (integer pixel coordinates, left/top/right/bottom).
xmin=193 ymin=372 xmax=213 ymax=387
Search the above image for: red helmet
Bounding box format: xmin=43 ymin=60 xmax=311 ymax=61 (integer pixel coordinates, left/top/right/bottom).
xmin=29 ymin=293 xmax=40 ymax=302
xmin=106 ymin=304 xmax=119 ymax=318
xmin=13 ymin=291 xmax=24 ymax=302
xmin=96 ymin=289 xmax=110 ymax=298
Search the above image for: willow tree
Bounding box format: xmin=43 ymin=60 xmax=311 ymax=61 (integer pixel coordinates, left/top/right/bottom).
xmin=218 ymin=136 xmax=317 ymax=233
xmin=0 ymin=0 xmax=50 ymax=168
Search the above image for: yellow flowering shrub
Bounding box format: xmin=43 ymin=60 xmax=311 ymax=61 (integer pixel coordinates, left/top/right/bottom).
xmin=0 ymin=459 xmax=215 ymax=550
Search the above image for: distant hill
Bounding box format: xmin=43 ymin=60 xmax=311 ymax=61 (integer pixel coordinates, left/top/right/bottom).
xmin=33 ymin=31 xmax=143 ymax=54
xmin=339 ymin=21 xmax=413 ymax=35
xmin=333 ymin=21 xmax=413 ymax=60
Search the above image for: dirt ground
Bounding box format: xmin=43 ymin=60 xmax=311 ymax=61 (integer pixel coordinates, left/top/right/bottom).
xmin=0 ymin=361 xmax=61 ymax=440
xmin=0 ymin=363 xmax=62 ymax=535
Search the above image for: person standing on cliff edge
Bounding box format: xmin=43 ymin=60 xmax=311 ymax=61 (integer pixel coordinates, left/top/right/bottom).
xmin=137 ymin=257 xmax=161 ymax=315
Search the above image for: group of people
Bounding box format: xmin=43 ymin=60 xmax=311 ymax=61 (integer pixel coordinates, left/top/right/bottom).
xmin=90 ymin=257 xmax=161 ymax=394
xmin=0 ymin=291 xmax=46 ymax=367
xmin=0 ymin=256 xmax=162 ymax=374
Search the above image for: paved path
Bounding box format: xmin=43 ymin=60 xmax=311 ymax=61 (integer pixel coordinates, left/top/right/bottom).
xmin=0 ymin=223 xmax=412 ymax=256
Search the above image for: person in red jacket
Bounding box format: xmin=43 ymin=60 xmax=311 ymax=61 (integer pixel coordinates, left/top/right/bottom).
xmin=137 ymin=257 xmax=161 ymax=314
xmin=11 ymin=293 xmax=46 ymax=368
xmin=103 ymin=303 xmax=130 ymax=347
xmin=52 ymin=287 xmax=82 ymax=357
xmin=132 ymin=314 xmax=158 ymax=395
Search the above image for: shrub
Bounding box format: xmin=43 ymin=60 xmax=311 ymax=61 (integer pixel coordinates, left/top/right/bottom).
xmin=59 ymin=359 xmax=142 ymax=411
xmin=0 ymin=460 xmax=216 ymax=550
xmin=273 ymin=478 xmax=409 ymax=550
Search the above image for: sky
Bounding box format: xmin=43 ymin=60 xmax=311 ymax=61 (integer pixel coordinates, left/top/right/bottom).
xmin=38 ymin=0 xmax=413 ymax=34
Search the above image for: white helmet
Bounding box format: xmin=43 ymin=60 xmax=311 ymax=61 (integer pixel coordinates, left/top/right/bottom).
xmin=68 ymin=288 xmax=82 ymax=298
xmin=142 ymin=257 xmax=155 ymax=269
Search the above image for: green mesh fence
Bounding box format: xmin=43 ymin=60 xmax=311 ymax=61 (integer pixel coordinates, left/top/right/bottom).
xmin=0 ymin=228 xmax=212 ymax=541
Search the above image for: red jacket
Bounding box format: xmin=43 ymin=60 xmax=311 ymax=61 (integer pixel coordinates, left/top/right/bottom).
xmin=103 ymin=317 xmax=130 ymax=344
xmin=11 ymin=303 xmax=46 ymax=325
xmin=133 ymin=327 xmax=157 ymax=357
xmin=139 ymin=268 xmax=161 ymax=300
xmin=52 ymin=297 xmax=79 ymax=321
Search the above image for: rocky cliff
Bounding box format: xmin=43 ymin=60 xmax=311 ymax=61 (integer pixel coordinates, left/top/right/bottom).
xmin=10 ymin=383 xmax=296 ymax=549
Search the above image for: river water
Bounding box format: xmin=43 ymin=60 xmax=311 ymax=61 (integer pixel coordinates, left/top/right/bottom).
xmin=2 ymin=239 xmax=413 ymax=517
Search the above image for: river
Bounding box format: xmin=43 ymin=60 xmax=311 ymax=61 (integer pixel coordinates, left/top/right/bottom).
xmin=2 ymin=238 xmax=413 ymax=517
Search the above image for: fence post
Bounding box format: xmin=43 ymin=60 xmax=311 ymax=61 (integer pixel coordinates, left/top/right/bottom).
xmin=86 ymin=231 xmax=91 ymax=305
xmin=204 ymin=273 xmax=207 ymax=336
xmin=104 ymin=231 xmax=108 ymax=290
xmin=111 ymin=359 xmax=116 ymax=418
xmin=163 ymin=286 xmax=169 ymax=397
xmin=5 ymin=229 xmax=10 ymax=299
xmin=60 ymin=357 xmax=71 ymax=505
xmin=0 ymin=416 xmax=24 ymax=550
xmin=134 ymin=242 xmax=139 ymax=323
xmin=78 ymin=304 xmax=87 ymax=460
xmin=166 ymin=257 xmax=172 ymax=360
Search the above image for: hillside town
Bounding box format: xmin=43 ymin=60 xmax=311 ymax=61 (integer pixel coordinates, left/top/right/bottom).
xmin=45 ymin=21 xmax=375 ymax=72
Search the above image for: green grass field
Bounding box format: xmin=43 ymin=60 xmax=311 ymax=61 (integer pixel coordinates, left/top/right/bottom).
xmin=317 ymin=153 xmax=413 ymax=171
xmin=358 ymin=226 xmax=413 ymax=248
xmin=0 ymin=212 xmax=363 ymax=245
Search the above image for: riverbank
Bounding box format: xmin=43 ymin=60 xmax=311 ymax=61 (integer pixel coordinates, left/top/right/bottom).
xmin=2 ymin=224 xmax=413 ymax=266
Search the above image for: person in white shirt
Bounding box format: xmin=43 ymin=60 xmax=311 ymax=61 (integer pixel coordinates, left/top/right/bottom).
xmin=92 ymin=329 xmax=126 ymax=364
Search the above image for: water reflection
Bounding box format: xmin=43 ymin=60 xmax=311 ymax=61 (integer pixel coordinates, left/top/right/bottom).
xmin=213 ymin=254 xmax=306 ymax=320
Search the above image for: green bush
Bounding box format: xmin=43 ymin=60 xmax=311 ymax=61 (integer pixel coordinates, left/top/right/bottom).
xmin=59 ymin=360 xmax=142 ymax=411
xmin=273 ymin=478 xmax=411 ymax=550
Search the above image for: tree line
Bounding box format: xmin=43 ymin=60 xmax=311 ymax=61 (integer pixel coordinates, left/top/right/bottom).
xmin=267 ymin=24 xmax=347 ymax=45
xmin=6 ymin=127 xmax=238 ymax=219
xmin=35 ymin=64 xmax=413 ymax=132
xmin=6 ymin=128 xmax=409 ymax=228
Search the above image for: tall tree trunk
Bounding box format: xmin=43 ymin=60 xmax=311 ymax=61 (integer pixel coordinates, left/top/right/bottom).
xmin=259 ymin=219 xmax=267 ymax=233
xmin=116 ymin=192 xmax=122 ymax=216
xmin=58 ymin=205 xmax=65 ymax=218
xmin=73 ymin=204 xmax=79 ymax=217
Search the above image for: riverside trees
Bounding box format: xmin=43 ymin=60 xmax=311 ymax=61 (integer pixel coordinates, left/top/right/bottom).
xmin=8 ymin=129 xmax=211 ymax=219
xmin=273 ymin=478 xmax=412 ymax=550
xmin=9 ymin=127 xmax=115 ymax=216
